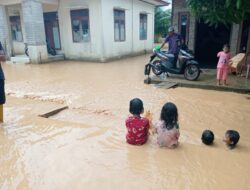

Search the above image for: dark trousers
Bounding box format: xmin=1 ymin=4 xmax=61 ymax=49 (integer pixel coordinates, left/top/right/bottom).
xmin=0 ymin=80 xmax=5 ymax=104
xmin=173 ymin=53 xmax=178 ymax=68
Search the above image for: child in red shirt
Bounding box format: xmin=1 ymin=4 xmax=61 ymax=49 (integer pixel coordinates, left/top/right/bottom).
xmin=126 ymin=98 xmax=150 ymax=145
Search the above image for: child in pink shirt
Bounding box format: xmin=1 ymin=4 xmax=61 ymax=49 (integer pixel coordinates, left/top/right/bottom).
xmin=217 ymin=44 xmax=231 ymax=86
xmin=154 ymin=102 xmax=180 ymax=148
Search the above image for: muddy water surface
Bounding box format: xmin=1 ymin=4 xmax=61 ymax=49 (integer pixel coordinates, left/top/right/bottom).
xmin=1 ymin=55 xmax=250 ymax=190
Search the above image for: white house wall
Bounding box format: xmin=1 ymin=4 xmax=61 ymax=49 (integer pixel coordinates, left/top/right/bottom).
xmin=7 ymin=5 xmax=25 ymax=55
xmin=58 ymin=0 xmax=104 ymax=61
xmin=132 ymin=0 xmax=154 ymax=55
xmin=101 ymin=0 xmax=155 ymax=60
xmin=3 ymin=0 xmax=157 ymax=62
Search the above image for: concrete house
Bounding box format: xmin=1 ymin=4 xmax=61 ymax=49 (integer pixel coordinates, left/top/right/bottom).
xmin=0 ymin=0 xmax=168 ymax=63
xmin=172 ymin=0 xmax=250 ymax=67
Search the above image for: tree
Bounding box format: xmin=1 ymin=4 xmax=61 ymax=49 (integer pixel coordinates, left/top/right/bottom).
xmin=187 ymin=0 xmax=250 ymax=26
xmin=155 ymin=8 xmax=171 ymax=42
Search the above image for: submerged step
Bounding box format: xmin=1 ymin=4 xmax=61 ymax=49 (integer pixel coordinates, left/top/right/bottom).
xmin=10 ymin=55 xmax=30 ymax=64
xmin=154 ymin=81 xmax=178 ymax=89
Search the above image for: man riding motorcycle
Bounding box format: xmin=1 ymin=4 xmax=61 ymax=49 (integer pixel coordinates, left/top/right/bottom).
xmin=160 ymin=26 xmax=183 ymax=68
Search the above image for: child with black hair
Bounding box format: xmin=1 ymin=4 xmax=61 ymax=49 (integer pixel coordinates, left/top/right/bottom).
xmin=217 ymin=44 xmax=231 ymax=86
xmin=201 ymin=130 xmax=214 ymax=145
xmin=126 ymin=98 xmax=150 ymax=145
xmin=154 ymin=102 xmax=180 ymax=148
xmin=223 ymin=130 xmax=240 ymax=149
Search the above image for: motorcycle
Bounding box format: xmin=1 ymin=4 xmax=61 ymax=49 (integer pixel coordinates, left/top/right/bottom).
xmin=144 ymin=42 xmax=201 ymax=82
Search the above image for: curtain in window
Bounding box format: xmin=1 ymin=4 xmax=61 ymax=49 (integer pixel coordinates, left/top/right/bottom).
xmin=70 ymin=9 xmax=90 ymax=42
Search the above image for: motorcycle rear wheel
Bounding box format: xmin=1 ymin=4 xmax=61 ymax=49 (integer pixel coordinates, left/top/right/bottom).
xmin=184 ymin=64 xmax=200 ymax=81
xmin=152 ymin=60 xmax=163 ymax=76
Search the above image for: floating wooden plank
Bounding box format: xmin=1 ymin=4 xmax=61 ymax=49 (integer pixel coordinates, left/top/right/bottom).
xmin=39 ymin=106 xmax=68 ymax=118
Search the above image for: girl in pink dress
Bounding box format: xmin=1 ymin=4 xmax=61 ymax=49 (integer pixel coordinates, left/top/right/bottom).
xmin=154 ymin=102 xmax=180 ymax=148
xmin=217 ymin=44 xmax=231 ymax=86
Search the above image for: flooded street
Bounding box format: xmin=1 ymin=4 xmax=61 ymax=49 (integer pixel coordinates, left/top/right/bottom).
xmin=1 ymin=55 xmax=250 ymax=190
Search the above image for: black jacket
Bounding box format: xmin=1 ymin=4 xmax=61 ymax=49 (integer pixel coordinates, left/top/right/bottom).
xmin=0 ymin=42 xmax=5 ymax=80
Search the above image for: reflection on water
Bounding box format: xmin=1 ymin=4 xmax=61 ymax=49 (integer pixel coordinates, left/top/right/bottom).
xmin=1 ymin=55 xmax=250 ymax=190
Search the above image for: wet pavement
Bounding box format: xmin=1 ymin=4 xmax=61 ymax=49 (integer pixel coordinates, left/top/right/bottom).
xmin=146 ymin=69 xmax=250 ymax=93
xmin=1 ymin=55 xmax=250 ymax=190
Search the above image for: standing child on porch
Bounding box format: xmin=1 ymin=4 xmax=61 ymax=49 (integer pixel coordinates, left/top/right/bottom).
xmin=217 ymin=44 xmax=231 ymax=86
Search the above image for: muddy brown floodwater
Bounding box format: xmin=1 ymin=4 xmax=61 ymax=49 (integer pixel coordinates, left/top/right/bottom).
xmin=0 ymin=55 xmax=250 ymax=190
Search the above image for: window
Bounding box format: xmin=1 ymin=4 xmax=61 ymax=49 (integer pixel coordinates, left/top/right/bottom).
xmin=114 ymin=9 xmax=125 ymax=41
xmin=178 ymin=13 xmax=189 ymax=44
xmin=140 ymin=14 xmax=147 ymax=40
xmin=70 ymin=9 xmax=90 ymax=42
xmin=10 ymin=16 xmax=23 ymax=42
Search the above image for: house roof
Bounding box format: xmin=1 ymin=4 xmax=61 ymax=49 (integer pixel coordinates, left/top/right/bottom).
xmin=153 ymin=0 xmax=169 ymax=6
xmin=138 ymin=0 xmax=169 ymax=6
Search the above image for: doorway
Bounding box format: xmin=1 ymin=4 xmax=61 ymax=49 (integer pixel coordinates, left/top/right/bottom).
xmin=44 ymin=12 xmax=61 ymax=50
xmin=195 ymin=21 xmax=231 ymax=68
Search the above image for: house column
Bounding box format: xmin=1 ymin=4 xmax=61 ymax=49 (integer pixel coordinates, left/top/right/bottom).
xmin=21 ymin=0 xmax=48 ymax=63
xmin=188 ymin=16 xmax=196 ymax=51
xmin=0 ymin=5 xmax=12 ymax=59
xmin=247 ymin=30 xmax=250 ymax=52
xmin=230 ymin=23 xmax=240 ymax=56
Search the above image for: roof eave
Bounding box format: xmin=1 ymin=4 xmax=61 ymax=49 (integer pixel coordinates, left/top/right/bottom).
xmin=139 ymin=0 xmax=169 ymax=6
xmin=154 ymin=0 xmax=169 ymax=6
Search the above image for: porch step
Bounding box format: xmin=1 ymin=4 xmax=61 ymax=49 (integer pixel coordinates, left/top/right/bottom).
xmin=10 ymin=55 xmax=30 ymax=64
xmin=48 ymin=54 xmax=65 ymax=62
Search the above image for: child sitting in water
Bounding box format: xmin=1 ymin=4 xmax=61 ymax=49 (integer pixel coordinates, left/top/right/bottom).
xmin=223 ymin=130 xmax=240 ymax=149
xmin=201 ymin=130 xmax=214 ymax=145
xmin=126 ymin=98 xmax=150 ymax=145
xmin=154 ymin=102 xmax=180 ymax=148
xmin=217 ymin=44 xmax=231 ymax=86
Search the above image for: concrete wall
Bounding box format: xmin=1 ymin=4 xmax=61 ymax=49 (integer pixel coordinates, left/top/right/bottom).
xmin=12 ymin=42 xmax=25 ymax=54
xmin=7 ymin=3 xmax=60 ymax=55
xmin=58 ymin=0 xmax=104 ymax=61
xmin=100 ymin=0 xmax=155 ymax=60
xmin=3 ymin=0 xmax=157 ymax=62
xmin=131 ymin=0 xmax=155 ymax=55
xmin=0 ymin=5 xmax=12 ymax=58
xmin=21 ymin=0 xmax=48 ymax=63
xmin=172 ymin=0 xmax=196 ymax=51
xmin=22 ymin=0 xmax=46 ymax=45
xmin=230 ymin=24 xmax=241 ymax=56
xmin=57 ymin=0 xmax=155 ymax=61
xmin=7 ymin=5 xmax=26 ymax=55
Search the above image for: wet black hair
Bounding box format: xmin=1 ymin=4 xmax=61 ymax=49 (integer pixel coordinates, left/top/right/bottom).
xmin=226 ymin=130 xmax=240 ymax=148
xmin=201 ymin=130 xmax=214 ymax=145
xmin=129 ymin=98 xmax=144 ymax=115
xmin=160 ymin=102 xmax=178 ymax=130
